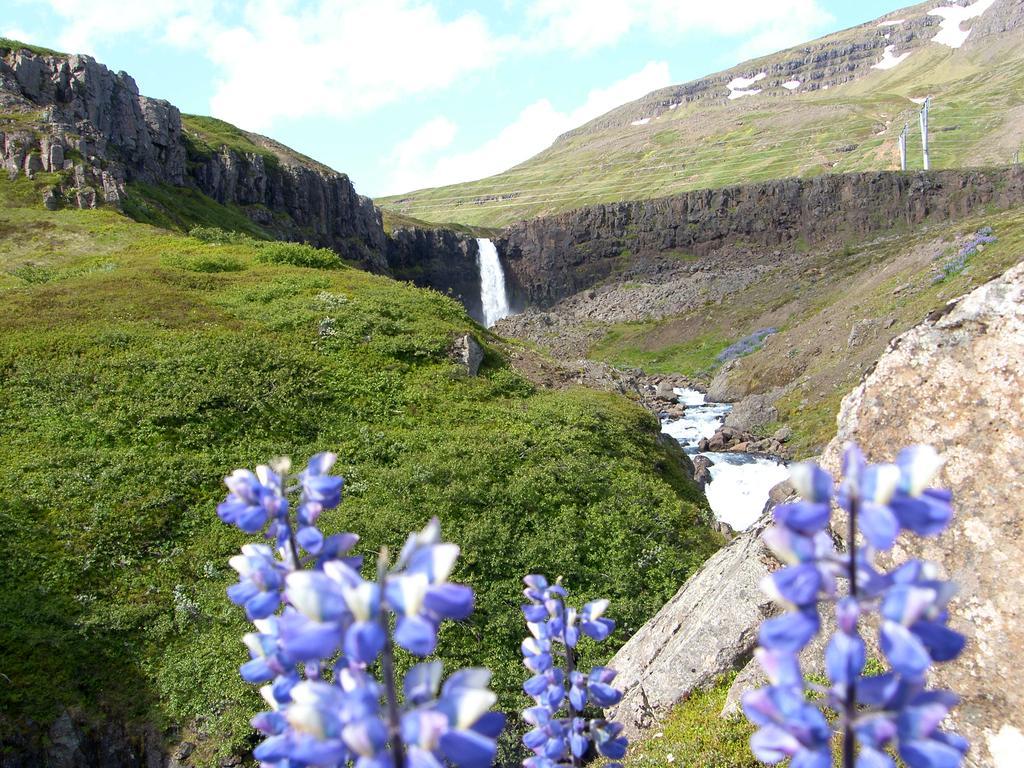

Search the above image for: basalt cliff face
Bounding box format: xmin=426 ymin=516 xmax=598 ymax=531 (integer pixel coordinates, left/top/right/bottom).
xmin=496 ymin=167 xmax=1024 ymax=308
xmin=0 ymin=43 xmax=483 ymax=291
xmin=387 ymin=227 xmax=484 ymax=323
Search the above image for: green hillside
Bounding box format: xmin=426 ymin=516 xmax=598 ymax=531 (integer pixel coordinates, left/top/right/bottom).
xmin=0 ymin=174 xmax=719 ymax=763
xmin=379 ymin=22 xmax=1024 ymax=227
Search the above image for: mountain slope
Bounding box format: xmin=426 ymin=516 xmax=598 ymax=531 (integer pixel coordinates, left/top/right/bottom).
xmin=379 ymin=0 xmax=1024 ymax=227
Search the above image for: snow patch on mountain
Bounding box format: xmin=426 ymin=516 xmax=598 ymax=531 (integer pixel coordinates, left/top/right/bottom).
xmin=727 ymin=72 xmax=766 ymax=100
xmin=929 ymin=0 xmax=997 ymax=48
xmin=872 ymin=44 xmax=912 ymax=70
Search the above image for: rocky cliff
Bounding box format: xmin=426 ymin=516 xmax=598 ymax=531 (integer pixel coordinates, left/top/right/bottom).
xmin=0 ymin=44 xmax=389 ymax=267
xmin=496 ymin=167 xmax=1024 ymax=307
xmin=0 ymin=42 xmax=486 ymax=293
xmin=387 ymin=227 xmax=484 ymax=323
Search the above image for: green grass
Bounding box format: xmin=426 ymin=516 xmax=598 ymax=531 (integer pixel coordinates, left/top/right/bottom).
xmin=0 ymin=38 xmax=64 ymax=56
xmin=0 ymin=180 xmax=720 ymax=764
xmin=626 ymin=676 xmax=758 ymax=768
xmin=381 ymin=208 xmax=501 ymax=239
xmin=121 ymin=182 xmax=271 ymax=239
xmin=592 ymin=327 xmax=731 ymax=376
xmin=181 ymin=115 xmax=281 ymax=166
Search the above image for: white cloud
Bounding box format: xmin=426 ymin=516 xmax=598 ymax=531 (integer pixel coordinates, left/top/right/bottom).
xmin=29 ymin=0 xmax=835 ymax=137
xmin=524 ymin=0 xmax=639 ymax=52
xmin=205 ymin=0 xmax=510 ymax=132
xmin=381 ymin=60 xmax=671 ymax=194
xmin=30 ymin=0 xmax=508 ymax=133
xmin=525 ymin=0 xmax=834 ymax=54
xmin=390 ymin=117 xmax=458 ymax=171
xmin=35 ymin=0 xmax=218 ymax=55
xmin=2 ymin=27 xmax=33 ymax=42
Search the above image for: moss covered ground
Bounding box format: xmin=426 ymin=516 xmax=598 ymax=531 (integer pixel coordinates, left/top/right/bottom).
xmin=625 ymin=677 xmax=758 ymax=768
xmin=0 ymin=175 xmax=720 ymax=763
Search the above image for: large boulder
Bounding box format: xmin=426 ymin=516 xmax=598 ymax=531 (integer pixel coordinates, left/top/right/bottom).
xmin=606 ymin=512 xmax=779 ymax=738
xmin=818 ymin=261 xmax=1024 ymax=768
xmin=705 ymin=359 xmax=745 ymax=402
xmin=449 ymin=334 xmax=484 ymax=376
xmin=723 ymin=392 xmax=778 ymax=432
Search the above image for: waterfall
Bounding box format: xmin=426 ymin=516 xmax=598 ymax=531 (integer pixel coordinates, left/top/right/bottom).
xmin=476 ymin=238 xmax=512 ymax=328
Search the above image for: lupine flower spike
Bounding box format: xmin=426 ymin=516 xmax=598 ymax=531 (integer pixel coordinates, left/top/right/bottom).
xmin=743 ymin=444 xmax=967 ymax=768
xmin=520 ymin=576 xmax=627 ymax=768
xmin=217 ymin=453 xmax=504 ymax=768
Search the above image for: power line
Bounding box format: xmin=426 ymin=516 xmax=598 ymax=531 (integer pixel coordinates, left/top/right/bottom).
xmin=919 ymin=96 xmax=932 ymax=171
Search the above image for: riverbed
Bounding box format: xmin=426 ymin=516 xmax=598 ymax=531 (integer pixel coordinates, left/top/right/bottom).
xmin=661 ymin=388 xmax=789 ymax=530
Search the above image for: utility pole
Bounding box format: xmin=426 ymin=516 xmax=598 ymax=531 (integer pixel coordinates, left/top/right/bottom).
xmin=919 ymin=96 xmax=931 ymax=171
xmin=899 ymin=123 xmax=908 ymax=171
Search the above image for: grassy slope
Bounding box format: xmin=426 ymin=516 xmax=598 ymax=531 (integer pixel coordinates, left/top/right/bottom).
xmin=0 ymin=38 xmax=64 ymax=56
xmin=121 ymin=182 xmax=274 ymax=239
xmin=625 ymin=677 xmax=757 ymax=768
xmin=0 ymin=174 xmax=720 ymax=764
xmin=591 ymin=206 xmax=1024 ymax=457
xmin=379 ymin=32 xmax=1024 ymax=227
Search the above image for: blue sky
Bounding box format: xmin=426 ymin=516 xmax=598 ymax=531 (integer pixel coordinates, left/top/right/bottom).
xmin=5 ymin=0 xmax=907 ymax=197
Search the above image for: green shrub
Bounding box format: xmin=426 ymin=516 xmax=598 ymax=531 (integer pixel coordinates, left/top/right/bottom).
xmin=255 ymin=241 xmax=342 ymax=269
xmin=188 ymin=226 xmax=254 ymax=246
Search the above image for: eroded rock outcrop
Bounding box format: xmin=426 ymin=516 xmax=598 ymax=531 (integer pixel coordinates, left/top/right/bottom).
xmin=605 ymin=512 xmax=780 ymax=738
xmin=0 ymin=44 xmax=389 ymax=267
xmin=0 ymin=43 xmax=491 ymax=293
xmin=816 ymin=261 xmax=1024 ymax=768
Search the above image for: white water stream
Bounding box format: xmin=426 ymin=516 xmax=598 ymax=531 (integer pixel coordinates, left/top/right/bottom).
xmin=476 ymin=238 xmax=512 ymax=328
xmin=662 ymin=388 xmax=789 ymax=531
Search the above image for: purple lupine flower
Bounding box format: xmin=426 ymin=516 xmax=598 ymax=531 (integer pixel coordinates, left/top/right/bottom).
xmin=742 ymin=684 xmax=832 ymax=767
xmin=293 ymin=452 xmax=344 ymax=554
xmin=228 ymin=544 xmax=285 ymax=619
xmin=520 ymin=576 xmax=625 ymax=768
xmin=216 ymin=457 xmax=503 ymax=768
xmin=218 ymin=465 xmax=288 ymax=534
xmin=743 ymin=444 xmax=967 ymax=768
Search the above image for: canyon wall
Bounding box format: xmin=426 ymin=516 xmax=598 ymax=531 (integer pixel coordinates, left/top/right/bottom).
xmin=497 ymin=167 xmax=1024 ymax=307
xmin=386 ymin=228 xmax=484 ymax=324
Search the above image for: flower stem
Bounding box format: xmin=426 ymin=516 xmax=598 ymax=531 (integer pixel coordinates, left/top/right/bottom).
xmin=381 ymin=626 xmax=405 ymax=768
xmin=843 ymin=495 xmax=859 ymax=768
xmin=565 ymin=642 xmax=581 ymax=768
xmin=378 ymin=555 xmax=405 ymax=768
